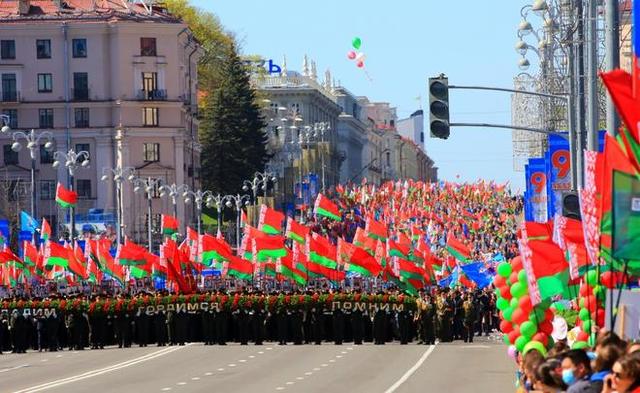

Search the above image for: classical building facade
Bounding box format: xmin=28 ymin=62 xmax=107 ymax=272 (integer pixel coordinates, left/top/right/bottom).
xmin=397 ymin=109 xmax=425 ymax=151
xmin=0 ymin=0 xmax=200 ymax=242
xmin=334 ymin=86 xmax=368 ymax=184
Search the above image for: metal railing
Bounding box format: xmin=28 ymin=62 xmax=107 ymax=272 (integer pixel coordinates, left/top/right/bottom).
xmin=1 ymin=90 xmax=20 ymax=103
xmin=137 ymin=89 xmax=167 ymax=101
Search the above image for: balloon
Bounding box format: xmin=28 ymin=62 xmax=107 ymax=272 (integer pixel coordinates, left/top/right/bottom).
xmin=356 ymin=61 xmax=365 ymax=68
xmin=497 ymin=297 xmax=509 ymax=311
xmin=586 ymin=270 xmax=598 ymax=286
xmin=539 ymin=320 xmax=553 ymax=335
xmin=499 ymin=286 xmax=511 ymax=299
xmin=511 ymin=256 xmax=523 ymax=271
xmin=500 ymin=320 xmax=514 ymax=334
xmin=518 ymin=269 xmax=528 ymax=284
xmin=579 ymin=284 xmax=593 ymax=297
xmin=583 ymin=319 xmax=592 ymax=333
xmin=509 ymin=272 xmax=519 ymax=285
xmin=523 ymin=340 xmax=547 ymax=356
xmin=355 ymin=52 xmax=366 ymax=63
xmin=515 ymin=335 xmax=529 ymax=352
xmin=510 ymin=297 xmax=519 ymax=309
xmin=503 ymin=334 xmax=511 ymax=345
xmin=347 ymin=50 xmax=357 ymax=60
xmin=508 ymin=329 xmax=520 ymax=345
xmin=596 ymin=309 xmax=605 ymax=327
xmin=532 ymin=332 xmax=549 ymax=347
xmin=497 ymin=262 xmax=512 ymax=278
xmin=494 ymin=275 xmax=507 ymax=288
xmin=518 ymin=296 xmax=533 ymax=314
xmin=579 ymin=308 xmax=590 ymax=321
xmin=572 ymin=341 xmax=589 ymax=350
xmin=530 ymin=307 xmax=546 ymax=323
xmin=544 ymin=309 xmax=554 ymax=321
xmin=503 ymin=307 xmax=514 ymax=322
xmin=520 ymin=321 xmax=538 ymax=338
xmin=513 ymin=308 xmax=528 ymax=325
xmin=352 ymin=37 xmax=362 ymax=50
xmin=588 ymin=333 xmax=597 ymax=347
xmin=507 ymin=345 xmax=518 ymax=360
xmin=581 ymin=295 xmax=597 ymax=313
xmin=594 ymin=285 xmax=606 ymax=301
xmin=577 ymin=331 xmax=589 ymax=342
xmin=510 ymin=282 xmax=527 ymax=299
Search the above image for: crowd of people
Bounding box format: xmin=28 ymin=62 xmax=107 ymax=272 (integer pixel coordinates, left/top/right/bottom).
xmin=0 ymin=287 xmax=498 ymax=353
xmin=517 ymin=332 xmax=640 ymax=393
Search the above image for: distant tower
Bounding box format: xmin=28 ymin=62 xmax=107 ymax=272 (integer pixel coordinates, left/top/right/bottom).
xmin=281 ymin=55 xmax=288 ymax=77
xmin=310 ymin=60 xmax=317 ymax=81
xmin=323 ymin=68 xmax=332 ymax=90
xmin=302 ymin=54 xmax=309 ymax=77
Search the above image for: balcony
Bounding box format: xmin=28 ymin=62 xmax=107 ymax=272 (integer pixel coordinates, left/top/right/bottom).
xmin=1 ymin=90 xmax=20 ymax=103
xmin=137 ymin=89 xmax=167 ymax=101
xmin=72 ymin=88 xmax=90 ymax=101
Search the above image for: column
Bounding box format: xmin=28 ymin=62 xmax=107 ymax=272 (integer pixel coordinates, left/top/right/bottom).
xmin=174 ymin=135 xmax=185 ymax=229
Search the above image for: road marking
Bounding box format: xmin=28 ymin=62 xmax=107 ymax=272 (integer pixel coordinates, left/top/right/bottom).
xmin=228 ymin=364 xmax=236 ymax=367
xmin=336 ymin=355 xmax=343 ymax=358
xmin=341 ymin=351 xmax=347 ymax=354
xmin=321 ymin=364 xmax=328 ymax=367
xmin=248 ymin=355 xmax=255 ymax=358
xmin=383 ymin=345 xmax=437 ymax=393
xmin=258 ymin=351 xmax=264 ymax=354
xmin=285 ymin=382 xmax=294 ymax=385
xmin=161 ymin=388 xmax=171 ymax=391
xmin=266 ymin=347 xmax=273 ymax=350
xmin=177 ymin=382 xmax=187 ymax=386
xmin=313 ymin=367 xmax=320 ymax=371
xmin=41 ymin=359 xmax=48 ymax=362
xmin=204 ymin=372 xmax=213 ymax=376
xmin=239 ymin=359 xmax=247 ymax=363
xmin=13 ymin=345 xmax=185 ymax=393
xmin=329 ymin=359 xmax=336 ymax=363
xmin=296 ymin=377 xmax=304 ymax=380
xmin=347 ymin=347 xmax=353 ymax=350
xmin=304 ymin=372 xmax=313 ymax=376
xmin=191 ymin=377 xmax=200 ymax=380
xmin=275 ymin=387 xmax=285 ymax=390
xmin=217 ymin=368 xmax=225 ymax=371
xmin=0 ymin=364 xmax=29 ymax=373
xmin=55 ymin=355 xmax=62 ymax=358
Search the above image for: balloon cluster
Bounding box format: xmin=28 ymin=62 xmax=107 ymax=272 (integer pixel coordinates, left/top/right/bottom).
xmin=494 ymin=256 xmax=554 ymax=358
xmin=572 ymin=269 xmax=609 ymax=349
xmin=346 ymin=37 xmax=366 ymax=69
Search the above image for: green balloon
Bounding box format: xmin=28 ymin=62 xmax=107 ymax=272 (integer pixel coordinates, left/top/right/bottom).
xmin=594 ymin=285 xmax=606 ymax=301
xmin=515 ymin=335 xmax=529 ymax=352
xmin=523 ymin=340 xmax=547 ymax=356
xmin=520 ymin=321 xmax=537 ymax=338
xmin=531 ymin=307 xmax=546 ymax=322
xmin=579 ymin=308 xmax=591 ymax=321
xmin=588 ymin=333 xmax=597 ymax=347
xmin=511 ymin=282 xmax=527 ymax=299
xmin=586 ymin=270 xmax=598 ymax=286
xmin=572 ymin=341 xmax=589 ymax=350
xmin=510 ymin=297 xmax=519 ymax=309
xmin=503 ymin=307 xmax=514 ymax=322
xmin=497 ymin=262 xmax=512 ymax=278
xmin=352 ymin=37 xmax=362 ymax=50
xmin=583 ymin=320 xmax=592 ymax=333
xmin=551 ymin=301 xmax=567 ymax=311
xmin=518 ymin=269 xmax=528 ymax=284
xmin=503 ymin=334 xmax=511 ymax=345
xmin=497 ymin=297 xmax=509 ymax=311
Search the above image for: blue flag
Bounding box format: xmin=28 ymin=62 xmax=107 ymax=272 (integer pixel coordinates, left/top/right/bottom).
xmin=460 ymin=262 xmax=493 ymax=289
xmin=20 ymin=211 xmax=39 ymax=233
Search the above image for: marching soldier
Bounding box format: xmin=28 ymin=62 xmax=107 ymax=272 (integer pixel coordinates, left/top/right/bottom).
xmin=155 ymin=308 xmax=168 ymax=346
xmin=252 ymin=298 xmax=265 ymax=345
xmin=373 ymin=303 xmax=386 ymax=345
xmin=332 ymin=300 xmax=345 ymax=345
xmin=463 ymin=294 xmax=477 ymax=343
xmin=351 ymin=302 xmax=364 ymax=345
xmin=135 ymin=305 xmax=149 ymax=347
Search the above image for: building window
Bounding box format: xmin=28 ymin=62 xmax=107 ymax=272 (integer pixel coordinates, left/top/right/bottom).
xmin=72 ymin=39 xmax=87 ymax=58
xmin=38 ymin=109 xmax=54 ymax=128
xmin=76 ymin=179 xmax=91 ymax=199
xmin=290 ymin=103 xmax=300 ymax=114
xmin=40 ymin=144 xmax=54 ymax=164
xmin=37 ymin=73 xmax=53 ymax=93
xmin=143 ymin=143 xmax=160 ymax=162
xmin=142 ymin=107 xmax=158 ymax=126
xmin=2 ymin=73 xmax=17 ymax=101
xmin=386 ymin=151 xmax=391 ymax=167
xmin=74 ymin=108 xmax=90 ymax=128
xmin=73 ymin=72 xmax=88 ymax=100
xmin=140 ymin=38 xmax=157 ymax=56
xmin=1 ymin=40 xmax=15 ymax=59
xmin=36 ymin=39 xmax=51 ymax=59
xmin=75 ymin=143 xmax=89 ymax=163
xmin=420 ymin=132 xmax=424 ymax=143
xmin=40 ymin=180 xmax=56 ymax=200
xmin=2 ymin=109 xmax=17 ymax=128
xmin=3 ymin=144 xmax=18 ymax=165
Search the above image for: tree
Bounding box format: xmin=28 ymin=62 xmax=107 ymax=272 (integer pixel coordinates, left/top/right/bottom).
xmin=199 ymin=45 xmax=269 ymax=195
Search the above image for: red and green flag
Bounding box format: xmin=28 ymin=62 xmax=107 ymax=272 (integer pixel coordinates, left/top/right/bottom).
xmin=285 ymin=217 xmax=309 ymax=244
xmin=22 ymin=241 xmax=38 ymax=268
xmin=258 ymin=205 xmax=285 ymax=235
xmin=66 ymin=242 xmax=88 ymax=280
xmin=45 ymin=241 xmax=70 ymax=268
xmin=341 ymin=240 xmax=382 ymax=277
xmin=116 ymin=240 xmax=147 ymax=266
xmin=41 ymin=217 xmax=51 ymax=242
xmin=308 ymin=233 xmax=338 ymax=269
xmin=161 ymin=214 xmax=179 ymax=236
xmin=446 ymin=234 xmax=472 ymax=263
xmin=253 ymin=235 xmax=287 ymax=262
xmin=199 ymin=233 xmax=232 ymax=268
xmin=55 ymin=182 xmax=77 ymax=208
xmin=277 ymin=250 xmax=307 ymax=285
xmin=314 ymin=193 xmax=341 ymax=221
xmin=225 ymin=254 xmax=254 ymax=281
xmin=365 ymin=215 xmax=388 ymax=241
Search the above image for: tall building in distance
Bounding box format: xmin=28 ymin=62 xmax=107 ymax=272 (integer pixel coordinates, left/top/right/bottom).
xmin=397 ymin=109 xmax=425 ymax=151
xmin=0 ymin=0 xmax=201 ymax=242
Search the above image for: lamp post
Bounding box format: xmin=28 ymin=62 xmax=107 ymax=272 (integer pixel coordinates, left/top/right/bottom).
xmin=9 ymin=129 xmax=54 ymax=221
xmin=159 ymin=183 xmax=188 ymax=221
xmin=132 ymin=176 xmax=164 ymax=252
xmin=181 ymin=186 xmax=214 ymax=235
xmin=312 ymin=122 xmax=331 ymax=193
xmin=101 ymin=166 xmax=136 ymax=246
xmin=53 ymin=148 xmax=90 ymax=241
xmin=222 ymin=194 xmax=250 ymax=250
xmin=0 ymin=114 xmax=10 ymax=133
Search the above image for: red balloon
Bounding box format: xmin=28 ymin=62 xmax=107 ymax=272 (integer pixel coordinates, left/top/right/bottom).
xmin=500 ymin=286 xmax=512 ymax=300
xmin=577 ymin=331 xmax=589 ymax=342
xmin=508 ymin=329 xmax=520 ymax=345
xmin=544 ymin=309 xmax=554 ymax=321
xmin=539 ymin=320 xmax=553 ymax=335
xmin=583 ymin=295 xmax=597 ymax=313
xmin=601 ymin=271 xmax=615 ymax=289
xmin=579 ymin=284 xmax=593 ymax=297
xmin=596 ymin=309 xmax=605 ymax=327
xmin=512 ymin=308 xmax=528 ymax=325
xmin=519 ymin=296 xmax=533 ymax=314
xmin=509 ymin=272 xmax=519 ymax=285
xmin=494 ymin=275 xmax=507 ymax=288
xmin=532 ymin=332 xmax=549 ymax=347
xmin=500 ymin=320 xmax=514 ymax=334
xmin=511 ymin=256 xmax=523 ymax=271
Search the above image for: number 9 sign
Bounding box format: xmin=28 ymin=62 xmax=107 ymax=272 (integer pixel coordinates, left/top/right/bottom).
xmin=552 ymin=150 xmax=570 ymax=180
xmin=531 ymin=172 xmax=547 ymax=194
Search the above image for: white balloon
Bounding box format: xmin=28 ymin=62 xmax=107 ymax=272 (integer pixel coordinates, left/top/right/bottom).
xmin=355 ymin=52 xmax=366 ymax=62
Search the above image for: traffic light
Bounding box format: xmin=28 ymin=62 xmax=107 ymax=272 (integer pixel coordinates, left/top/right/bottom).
xmin=428 ymin=75 xmax=450 ymax=139
xmin=561 ymin=191 xmax=581 ymax=220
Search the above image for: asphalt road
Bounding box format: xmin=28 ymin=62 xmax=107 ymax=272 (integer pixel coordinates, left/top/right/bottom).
xmin=1 ymin=336 xmax=515 ymax=393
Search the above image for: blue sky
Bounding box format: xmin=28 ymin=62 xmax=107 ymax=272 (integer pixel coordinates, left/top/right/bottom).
xmin=191 ymin=0 xmax=528 ymax=191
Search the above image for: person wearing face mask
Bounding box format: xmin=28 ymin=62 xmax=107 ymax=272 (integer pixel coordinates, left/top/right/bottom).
xmin=602 ymin=352 xmax=640 ymax=393
xmin=534 ymin=359 xmax=567 ymax=393
xmin=561 ymin=349 xmax=599 ymax=393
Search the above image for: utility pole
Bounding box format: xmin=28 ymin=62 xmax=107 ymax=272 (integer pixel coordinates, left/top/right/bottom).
xmin=604 ymin=0 xmax=620 ymax=137
xmin=586 ymin=0 xmax=600 ymax=152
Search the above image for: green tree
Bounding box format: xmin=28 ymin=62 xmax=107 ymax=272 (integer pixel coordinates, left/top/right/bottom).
xmin=199 ymin=45 xmax=269 ymax=194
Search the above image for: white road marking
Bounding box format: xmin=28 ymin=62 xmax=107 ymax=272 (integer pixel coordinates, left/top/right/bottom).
xmin=161 ymin=388 xmax=171 ymax=391
xmin=347 ymin=347 xmax=353 ymax=350
xmin=285 ymin=382 xmax=294 ymax=385
xmin=321 ymin=364 xmax=328 ymax=367
xmin=341 ymin=351 xmax=347 ymax=354
xmin=329 ymin=359 xmax=336 ymax=363
xmin=204 ymin=372 xmax=213 ymax=376
xmin=191 ymin=377 xmax=200 ymax=380
xmin=384 ymin=345 xmax=437 ymax=393
xmin=13 ymin=345 xmax=185 ymax=393
xmin=304 ymin=372 xmax=313 ymax=376
xmin=248 ymin=355 xmax=255 ymax=358
xmin=41 ymin=359 xmax=48 ymax=362
xmin=228 ymin=364 xmax=236 ymax=367
xmin=266 ymin=347 xmax=273 ymax=350
xmin=276 ymin=387 xmax=285 ymax=391
xmin=0 ymin=364 xmax=29 ymax=373
xmin=55 ymin=355 xmax=62 ymax=358
xmin=336 ymin=355 xmax=343 ymax=358
xmin=313 ymin=367 xmax=320 ymax=371
xmin=177 ymin=382 xmax=187 ymax=386
xmin=296 ymin=377 xmax=304 ymax=380
xmin=258 ymin=351 xmax=264 ymax=354
xmin=217 ymin=368 xmax=225 ymax=371
xmin=239 ymin=359 xmax=247 ymax=363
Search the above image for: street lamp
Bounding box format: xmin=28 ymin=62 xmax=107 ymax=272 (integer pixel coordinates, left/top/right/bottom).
xmin=1 ymin=114 xmax=10 ymax=133
xmin=101 ymin=166 xmax=136 ymax=246
xmin=313 ymin=122 xmax=331 ymax=192
xmin=159 ymin=183 xmax=188 ymax=220
xmin=181 ymin=186 xmax=214 ymax=235
xmin=222 ymin=194 xmax=250 ymax=250
xmin=53 ymin=148 xmax=90 ymax=241
xmin=132 ymin=176 xmax=164 ymax=252
xmin=10 ymin=129 xmax=54 ymax=221
xmin=203 ymin=193 xmax=225 ymax=235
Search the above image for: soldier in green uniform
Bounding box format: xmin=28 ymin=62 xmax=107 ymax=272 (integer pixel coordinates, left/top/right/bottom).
xmin=462 ymin=294 xmax=477 ymax=343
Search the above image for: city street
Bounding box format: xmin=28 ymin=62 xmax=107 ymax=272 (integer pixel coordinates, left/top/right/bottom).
xmin=1 ymin=336 xmax=514 ymax=393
